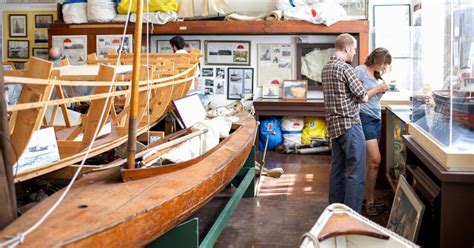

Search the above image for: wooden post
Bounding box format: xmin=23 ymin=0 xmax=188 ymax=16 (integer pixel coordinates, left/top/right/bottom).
xmin=127 ymin=0 xmax=144 ymax=169
xmin=0 ymin=64 xmax=18 ymax=229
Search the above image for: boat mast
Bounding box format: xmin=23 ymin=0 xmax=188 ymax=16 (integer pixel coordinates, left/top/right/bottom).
xmin=0 ymin=65 xmax=18 ymax=228
xmin=127 ymin=0 xmax=144 ymax=169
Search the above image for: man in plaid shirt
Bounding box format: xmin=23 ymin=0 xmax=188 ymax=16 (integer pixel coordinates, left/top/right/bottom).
xmin=322 ymin=33 xmax=368 ymax=212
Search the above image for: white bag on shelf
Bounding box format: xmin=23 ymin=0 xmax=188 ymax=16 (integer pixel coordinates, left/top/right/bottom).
xmin=62 ymin=0 xmax=88 ymax=24
xmin=88 ymin=0 xmax=117 ymax=22
xmin=281 ymin=117 xmax=304 ymax=146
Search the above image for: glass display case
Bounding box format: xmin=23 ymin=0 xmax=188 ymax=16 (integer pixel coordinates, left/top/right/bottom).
xmin=410 ymin=1 xmax=474 ymax=170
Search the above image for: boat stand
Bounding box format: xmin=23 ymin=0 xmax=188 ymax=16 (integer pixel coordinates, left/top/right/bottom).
xmin=148 ymin=146 xmax=256 ymax=248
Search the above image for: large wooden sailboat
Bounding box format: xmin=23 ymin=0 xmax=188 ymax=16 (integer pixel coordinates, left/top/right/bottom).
xmin=0 ymin=1 xmax=257 ymax=246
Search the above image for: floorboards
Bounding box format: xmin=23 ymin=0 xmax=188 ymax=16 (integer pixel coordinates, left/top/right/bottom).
xmin=190 ymin=152 xmax=393 ymax=248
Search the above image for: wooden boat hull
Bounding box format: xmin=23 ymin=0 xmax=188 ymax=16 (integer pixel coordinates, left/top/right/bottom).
xmin=0 ymin=115 xmax=256 ymax=247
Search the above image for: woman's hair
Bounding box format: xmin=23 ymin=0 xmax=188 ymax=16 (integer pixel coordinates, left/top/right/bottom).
xmin=364 ymin=47 xmax=392 ymax=81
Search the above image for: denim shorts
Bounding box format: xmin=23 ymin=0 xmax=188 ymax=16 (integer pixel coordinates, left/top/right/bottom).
xmin=360 ymin=112 xmax=381 ymax=141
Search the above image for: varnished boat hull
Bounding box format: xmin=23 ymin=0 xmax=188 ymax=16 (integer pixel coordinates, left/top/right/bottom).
xmin=0 ymin=115 xmax=256 ymax=247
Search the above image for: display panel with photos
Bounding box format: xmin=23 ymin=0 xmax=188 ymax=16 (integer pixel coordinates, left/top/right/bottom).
xmin=96 ymin=35 xmax=133 ymax=59
xmin=157 ymin=40 xmax=200 ymax=53
xmin=9 ymin=14 xmax=27 ymax=37
xmin=35 ymin=14 xmax=53 ymax=28
xmin=8 ymin=40 xmax=29 ymax=59
xmin=206 ymin=41 xmax=251 ymax=66
xmin=227 ymin=67 xmax=253 ymax=100
xmin=257 ymin=43 xmax=293 ymax=87
xmin=282 ymin=80 xmax=307 ymax=100
xmin=52 ymin=35 xmax=87 ymax=65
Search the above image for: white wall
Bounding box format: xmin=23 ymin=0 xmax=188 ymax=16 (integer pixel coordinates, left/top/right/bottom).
xmin=151 ymin=34 xmax=336 ymax=106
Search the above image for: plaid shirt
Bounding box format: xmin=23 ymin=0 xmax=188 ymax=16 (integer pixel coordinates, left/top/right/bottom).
xmin=322 ymin=55 xmax=367 ymax=138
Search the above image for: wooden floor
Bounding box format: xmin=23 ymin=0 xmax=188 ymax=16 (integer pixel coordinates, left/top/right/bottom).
xmin=190 ymin=151 xmax=393 ymax=247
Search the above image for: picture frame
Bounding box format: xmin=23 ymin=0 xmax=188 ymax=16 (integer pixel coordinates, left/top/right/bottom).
xmin=205 ymin=40 xmax=251 ymax=66
xmin=33 ymin=48 xmax=49 ymax=60
xmin=387 ymin=175 xmax=425 ymax=242
xmin=257 ymin=43 xmax=293 ymax=87
xmin=34 ymin=29 xmax=48 ymax=45
xmin=262 ymin=84 xmax=280 ymax=99
xmin=35 ymin=14 xmax=53 ymax=28
xmin=157 ymin=40 xmax=201 ymax=54
xmin=96 ymin=34 xmax=133 ymax=59
xmin=282 ymin=80 xmax=307 ymax=100
xmin=227 ymin=67 xmax=253 ymax=100
xmin=8 ymin=40 xmax=29 ymax=59
xmin=52 ymin=35 xmax=87 ymax=65
xmin=9 ymin=14 xmax=27 ymax=37
xmin=296 ymin=43 xmax=347 ymax=91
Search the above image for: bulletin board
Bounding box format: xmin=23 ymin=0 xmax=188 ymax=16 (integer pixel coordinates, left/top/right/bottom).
xmin=2 ymin=10 xmax=57 ymax=62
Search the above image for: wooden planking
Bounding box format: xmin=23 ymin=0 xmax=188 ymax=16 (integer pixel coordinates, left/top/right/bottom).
xmin=9 ymin=57 xmax=53 ymax=162
xmin=0 ymin=114 xmax=257 ymax=247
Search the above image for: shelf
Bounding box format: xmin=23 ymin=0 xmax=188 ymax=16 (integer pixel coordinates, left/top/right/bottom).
xmin=48 ymin=20 xmax=369 ymax=65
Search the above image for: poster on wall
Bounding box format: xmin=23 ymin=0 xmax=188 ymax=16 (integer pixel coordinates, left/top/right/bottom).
xmin=205 ymin=41 xmax=251 ymax=66
xmin=157 ymin=40 xmax=200 ymax=53
xmin=227 ymin=67 xmax=253 ymax=100
xmin=257 ymin=43 xmax=293 ymax=87
xmin=52 ymin=35 xmax=87 ymax=65
xmin=96 ymin=34 xmax=133 ymax=59
xmin=34 ymin=29 xmax=48 ymax=45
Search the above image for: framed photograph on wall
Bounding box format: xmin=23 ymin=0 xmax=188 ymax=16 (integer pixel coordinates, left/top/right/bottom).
xmin=227 ymin=67 xmax=253 ymax=100
xmin=205 ymin=41 xmax=251 ymax=66
xmin=8 ymin=40 xmax=29 ymax=59
xmin=96 ymin=34 xmax=133 ymax=59
xmin=33 ymin=48 xmax=49 ymax=60
xmin=282 ymin=80 xmax=307 ymax=100
xmin=157 ymin=40 xmax=201 ymax=53
xmin=35 ymin=14 xmax=53 ymax=28
xmin=34 ymin=29 xmax=48 ymax=45
xmin=387 ymin=175 xmax=424 ymax=242
xmin=52 ymin=35 xmax=87 ymax=65
xmin=9 ymin=14 xmax=27 ymax=37
xmin=257 ymin=43 xmax=293 ymax=87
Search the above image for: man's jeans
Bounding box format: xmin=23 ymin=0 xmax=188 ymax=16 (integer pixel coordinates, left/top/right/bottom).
xmin=328 ymin=124 xmax=366 ymax=212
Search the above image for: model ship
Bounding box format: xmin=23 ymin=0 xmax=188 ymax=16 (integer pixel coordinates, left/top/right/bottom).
xmin=432 ymin=77 xmax=474 ymax=129
xmin=0 ymin=3 xmax=257 ymax=246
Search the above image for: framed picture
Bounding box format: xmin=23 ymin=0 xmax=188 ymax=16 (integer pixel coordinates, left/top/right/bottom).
xmin=9 ymin=14 xmax=27 ymax=37
xmin=96 ymin=34 xmax=133 ymax=59
xmin=35 ymin=14 xmax=53 ymax=28
xmin=8 ymin=40 xmax=29 ymax=59
xmin=262 ymin=84 xmax=280 ymax=99
xmin=387 ymin=175 xmax=424 ymax=242
xmin=296 ymin=43 xmax=344 ymax=91
xmin=34 ymin=29 xmax=48 ymax=45
xmin=227 ymin=67 xmax=253 ymax=100
xmin=282 ymin=80 xmax=307 ymax=100
xmin=205 ymin=40 xmax=251 ymax=66
xmin=33 ymin=48 xmax=49 ymax=60
xmin=257 ymin=43 xmax=293 ymax=87
xmin=52 ymin=35 xmax=87 ymax=65
xmin=157 ymin=40 xmax=200 ymax=53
